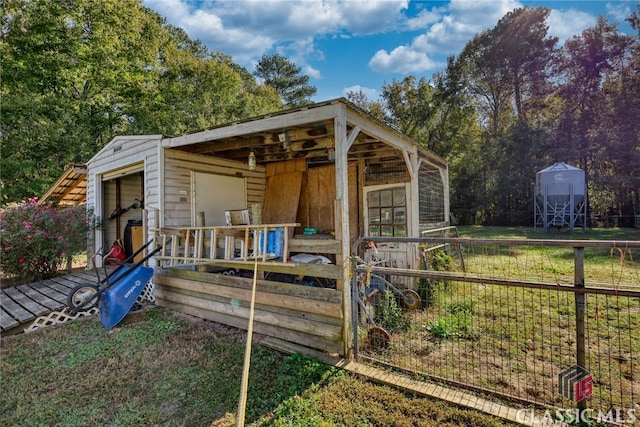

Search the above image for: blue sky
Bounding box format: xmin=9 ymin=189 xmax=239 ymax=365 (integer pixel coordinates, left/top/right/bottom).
xmin=143 ymin=0 xmax=637 ymax=102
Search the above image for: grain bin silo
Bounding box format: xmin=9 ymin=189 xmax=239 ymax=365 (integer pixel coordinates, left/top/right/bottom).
xmin=534 ymin=162 xmax=587 ymax=232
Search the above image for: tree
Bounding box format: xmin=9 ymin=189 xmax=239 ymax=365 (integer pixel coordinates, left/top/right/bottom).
xmin=346 ymin=89 xmax=387 ymax=123
xmin=554 ymin=16 xmax=639 ymax=225
xmin=253 ymin=54 xmax=316 ymax=107
xmin=457 ymin=6 xmax=557 ymax=135
xmin=450 ymin=6 xmax=558 ymax=224
xmin=0 ymin=0 xmax=281 ymax=204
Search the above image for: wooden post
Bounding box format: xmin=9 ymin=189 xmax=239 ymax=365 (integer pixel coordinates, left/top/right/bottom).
xmin=334 ymin=106 xmax=353 ymax=359
xmin=574 ymin=246 xmax=587 ymax=415
xmin=236 ymin=258 xmax=259 ymax=427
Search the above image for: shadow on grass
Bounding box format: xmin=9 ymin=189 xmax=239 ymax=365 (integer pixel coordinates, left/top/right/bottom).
xmin=1 ymin=307 xmax=515 ymax=427
xmin=0 ymin=308 xmax=334 ymax=426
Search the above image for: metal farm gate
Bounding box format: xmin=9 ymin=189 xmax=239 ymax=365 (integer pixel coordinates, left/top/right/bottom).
xmin=350 ymin=235 xmax=640 ymax=420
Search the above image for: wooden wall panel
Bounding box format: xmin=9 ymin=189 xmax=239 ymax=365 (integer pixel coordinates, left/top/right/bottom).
xmin=297 ymin=163 xmax=359 ymax=242
xmin=299 ymin=166 xmax=334 ymax=232
xmin=163 ymin=149 xmax=266 ymax=228
xmin=262 ymin=172 xmax=303 ymax=225
xmin=265 ymin=159 xmax=306 ymax=177
xmin=153 ymin=268 xmax=344 ymax=355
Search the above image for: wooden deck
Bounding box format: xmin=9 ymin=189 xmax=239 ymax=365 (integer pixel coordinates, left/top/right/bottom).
xmin=1 ymin=268 xmax=108 ymax=335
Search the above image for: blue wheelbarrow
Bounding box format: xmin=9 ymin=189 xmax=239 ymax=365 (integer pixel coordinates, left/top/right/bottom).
xmin=66 ymin=240 xmax=163 ymax=328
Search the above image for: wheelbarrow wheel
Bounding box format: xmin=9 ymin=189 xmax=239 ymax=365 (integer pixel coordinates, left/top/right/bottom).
xmin=367 ymin=326 xmax=390 ymax=349
xmin=401 ymin=289 xmax=421 ymax=310
xmin=67 ymin=284 xmax=100 ymax=312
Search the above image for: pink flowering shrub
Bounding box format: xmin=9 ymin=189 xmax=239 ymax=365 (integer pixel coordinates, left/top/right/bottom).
xmin=0 ymin=198 xmax=92 ymax=281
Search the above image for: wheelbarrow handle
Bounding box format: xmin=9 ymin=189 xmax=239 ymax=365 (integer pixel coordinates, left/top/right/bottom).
xmin=102 ymin=243 xmax=164 ymax=290
xmin=113 ymin=239 xmax=155 ymax=266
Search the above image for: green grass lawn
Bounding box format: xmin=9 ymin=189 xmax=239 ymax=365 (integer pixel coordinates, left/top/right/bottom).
xmin=1 ymin=307 xmax=516 ymax=427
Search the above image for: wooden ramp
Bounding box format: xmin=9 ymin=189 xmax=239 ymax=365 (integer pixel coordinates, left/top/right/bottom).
xmin=1 ymin=268 xmax=107 ymax=336
xmin=261 ymin=337 xmax=539 ymax=427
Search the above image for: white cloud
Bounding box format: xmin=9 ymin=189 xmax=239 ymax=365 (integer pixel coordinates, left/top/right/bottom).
xmin=448 ymin=0 xmax=520 ymax=18
xmin=304 ymin=65 xmax=322 ymax=80
xmin=413 ymin=0 xmax=521 ymax=53
xmin=367 ymin=0 xmax=521 ymax=74
xmin=144 ymin=0 xmax=410 ymax=65
xmin=606 ymin=2 xmax=633 ymax=22
xmin=405 ymin=7 xmax=445 ymax=31
xmin=143 ymin=0 xmax=414 ymax=81
xmin=547 ymin=8 xmax=597 ymax=44
xmin=337 ymin=0 xmax=410 ymax=35
xmin=369 ymin=46 xmax=440 ymax=73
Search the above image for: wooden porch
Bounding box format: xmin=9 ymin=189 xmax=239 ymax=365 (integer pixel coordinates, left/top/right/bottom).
xmin=152 ymin=223 xmax=343 ymax=280
xmin=0 ymin=269 xmax=104 ymax=335
xmin=152 ymin=223 xmax=347 ymax=354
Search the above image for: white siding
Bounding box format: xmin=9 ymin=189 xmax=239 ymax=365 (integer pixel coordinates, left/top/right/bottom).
xmin=162 ymin=149 xmax=266 ymax=228
xmin=86 ymin=135 xmax=162 ymax=264
xmin=86 ymin=136 xmax=267 ymax=266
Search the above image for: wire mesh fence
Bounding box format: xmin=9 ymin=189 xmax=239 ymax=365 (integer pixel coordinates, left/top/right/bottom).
xmin=352 ymin=236 xmax=640 ymax=417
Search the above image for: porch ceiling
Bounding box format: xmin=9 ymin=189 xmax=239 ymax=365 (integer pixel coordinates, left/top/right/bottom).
xmin=170 ymin=118 xmax=407 ymax=169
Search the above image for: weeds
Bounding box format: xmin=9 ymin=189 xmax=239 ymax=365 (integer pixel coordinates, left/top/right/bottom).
xmin=426 ymin=300 xmax=475 ymax=339
xmin=417 ymin=248 xmax=455 ymax=307
xmin=376 ymin=289 xmax=412 ymax=332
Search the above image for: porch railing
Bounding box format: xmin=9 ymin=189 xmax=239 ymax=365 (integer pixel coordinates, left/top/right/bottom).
xmin=152 ymin=223 xmax=299 ymax=266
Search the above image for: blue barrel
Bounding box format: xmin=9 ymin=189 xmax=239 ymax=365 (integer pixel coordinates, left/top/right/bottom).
xmin=258 ymin=227 xmax=284 ymax=258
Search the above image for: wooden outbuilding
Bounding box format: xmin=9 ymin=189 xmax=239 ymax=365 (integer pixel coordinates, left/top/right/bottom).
xmin=85 ymin=98 xmax=449 ymax=357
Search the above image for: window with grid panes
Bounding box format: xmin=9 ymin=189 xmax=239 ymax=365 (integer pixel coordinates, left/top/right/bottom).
xmin=367 ymin=187 xmax=407 ymax=237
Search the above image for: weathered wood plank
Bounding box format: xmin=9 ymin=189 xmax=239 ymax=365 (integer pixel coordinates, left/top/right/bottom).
xmin=155 ymin=282 xmax=341 ymax=327
xmin=4 ymin=287 xmax=49 ymax=316
xmin=289 ymin=238 xmax=342 ymax=254
xmin=155 ymin=286 xmax=342 ymax=341
xmin=263 ymin=172 xmax=303 ymax=225
xmin=60 ymin=270 xmax=104 ymax=285
xmin=45 ymin=275 xmax=87 ymax=290
xmin=65 ymin=271 xmax=99 ymax=282
xmin=22 ymin=284 xmax=65 ymax=311
xmin=261 ymin=336 xmax=343 ymax=361
xmin=154 ymin=275 xmax=342 ymax=319
xmin=156 ymin=298 xmax=342 ymax=355
xmin=27 ymin=283 xmax=67 ymax=307
xmin=0 ymin=290 xmax=36 ymax=322
xmin=0 ymin=305 xmax=20 ymax=331
xmin=157 ymin=267 xmax=342 ymax=302
xmin=39 ymin=279 xmax=76 ymax=300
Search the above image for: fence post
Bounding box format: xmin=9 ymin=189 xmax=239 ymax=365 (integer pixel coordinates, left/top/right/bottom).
xmin=574 ymin=246 xmax=587 ymax=415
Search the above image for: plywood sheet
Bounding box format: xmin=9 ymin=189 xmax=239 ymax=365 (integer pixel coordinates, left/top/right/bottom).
xmin=262 ymin=171 xmax=303 ymax=224
xmin=298 ymin=163 xmax=358 ymax=239
xmin=266 ymin=159 xmax=306 ymax=177
xmin=300 ymin=166 xmax=334 ymax=232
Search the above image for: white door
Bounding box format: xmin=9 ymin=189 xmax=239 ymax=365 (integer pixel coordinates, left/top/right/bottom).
xmin=192 ymin=172 xmax=246 ymax=226
xmin=363 ymin=183 xmax=413 ymax=270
